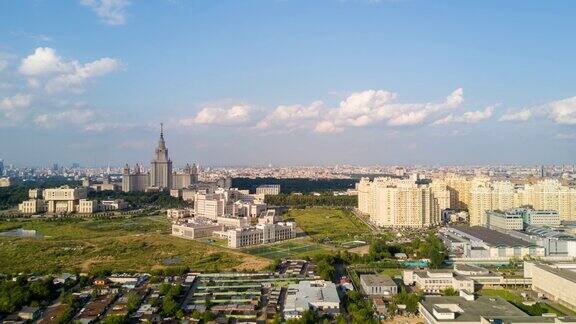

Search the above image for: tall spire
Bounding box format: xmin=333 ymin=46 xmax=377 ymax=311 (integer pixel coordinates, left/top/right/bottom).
xmin=157 ymin=123 xmax=167 ymax=151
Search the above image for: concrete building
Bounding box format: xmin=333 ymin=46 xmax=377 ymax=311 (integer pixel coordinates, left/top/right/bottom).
xmin=283 ymin=280 xmax=340 ymax=320
xmin=171 ymin=219 xmax=223 ymax=239
xmin=149 ymin=124 xmax=173 ymax=189
xmin=403 ymin=269 xmax=475 ymax=294
xmin=0 ymin=177 xmax=11 ymax=187
xmin=486 ymin=210 xmax=524 ymax=231
xmin=525 ymin=261 xmax=576 ymax=310
xmin=357 ymin=177 xmax=441 ymax=228
xmin=122 ymin=164 xmax=149 ymax=192
xmin=18 ymin=198 xmax=47 ymax=214
xmin=443 ymin=174 xmax=472 ymax=211
xmin=122 ymin=125 xmax=198 ymax=192
xmin=469 ymin=178 xmax=576 ymax=226
xmin=419 ymin=295 xmax=537 ymax=324
xmin=523 ymin=209 xmax=561 ymax=227
xmin=78 ymin=199 xmax=99 ymax=214
xmin=360 ymin=274 xmax=397 ymax=296
xmin=19 ymin=187 xmax=125 ymax=215
xmin=166 ymin=209 xmax=192 ymax=220
xmin=256 ymin=184 xmax=281 ymax=195
xmin=194 ymin=193 xmax=226 ymax=219
xmin=469 ymin=180 xmax=517 ymax=226
xmin=440 ymin=226 xmax=545 ymax=260
xmin=44 ymin=186 xmax=88 ymax=213
xmin=221 ymin=221 xmax=296 ymax=248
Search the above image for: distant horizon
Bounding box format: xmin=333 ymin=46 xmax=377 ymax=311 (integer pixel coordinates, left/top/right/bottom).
xmin=1 ymin=1 xmax=575 ymax=166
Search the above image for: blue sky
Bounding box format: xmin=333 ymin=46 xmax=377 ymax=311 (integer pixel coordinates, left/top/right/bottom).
xmin=0 ymin=0 xmax=575 ymax=167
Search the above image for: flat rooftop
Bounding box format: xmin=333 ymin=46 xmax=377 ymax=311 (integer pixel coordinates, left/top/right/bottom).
xmin=535 ymin=263 xmax=576 ymax=283
xmin=454 ymin=226 xmax=534 ymax=247
xmin=420 ymin=296 xmax=528 ymax=322
xmin=360 ymin=274 xmax=396 ymax=287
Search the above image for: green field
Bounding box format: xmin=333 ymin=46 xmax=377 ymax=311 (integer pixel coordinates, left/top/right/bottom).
xmin=0 ymin=216 xmax=270 ymax=274
xmin=285 ymin=207 xmax=371 ymax=244
xmin=243 ymin=238 xmax=335 ymax=259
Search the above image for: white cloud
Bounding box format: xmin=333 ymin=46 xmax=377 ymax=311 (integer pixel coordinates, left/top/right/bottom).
xmin=180 ymin=104 xmax=253 ymax=126
xmin=499 ymin=109 xmax=532 ymax=122
xmin=46 ymin=57 xmax=120 ymax=93
xmin=314 ymin=120 xmax=343 ymax=133
xmin=19 ymin=47 xmax=121 ymax=93
xmin=81 ymin=0 xmax=130 ymax=26
xmin=312 ymin=88 xmax=464 ymax=132
xmin=34 ymin=109 xmax=95 ymax=128
xmin=257 ymin=101 xmax=324 ymax=130
xmin=19 ymin=47 xmax=68 ymax=76
xmin=546 ymin=97 xmax=576 ymax=125
xmin=0 ymin=94 xmax=33 ymax=110
xmin=433 ymin=106 xmax=494 ymax=125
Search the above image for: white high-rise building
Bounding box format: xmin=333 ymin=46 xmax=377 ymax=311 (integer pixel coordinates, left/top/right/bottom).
xmin=357 ymin=177 xmax=441 ymax=228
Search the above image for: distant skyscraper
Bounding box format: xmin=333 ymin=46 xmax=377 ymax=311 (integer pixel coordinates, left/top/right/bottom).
xmin=541 ymin=165 xmax=545 ymax=178
xmin=149 ymin=123 xmax=173 ymax=189
xmin=0 ymin=159 xmax=4 ymax=176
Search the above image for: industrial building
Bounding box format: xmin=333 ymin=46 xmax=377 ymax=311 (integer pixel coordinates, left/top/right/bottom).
xmin=283 ymin=280 xmax=340 ymax=320
xmin=440 ymin=226 xmax=545 ymax=260
xmin=360 ymin=274 xmax=398 ymax=296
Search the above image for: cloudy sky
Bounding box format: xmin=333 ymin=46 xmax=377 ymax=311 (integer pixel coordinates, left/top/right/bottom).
xmin=0 ymin=0 xmax=575 ymax=167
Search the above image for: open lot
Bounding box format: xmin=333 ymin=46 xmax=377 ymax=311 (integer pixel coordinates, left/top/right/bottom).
xmin=284 ymin=207 xmax=371 ymax=244
xmin=0 ymin=216 xmax=270 ymax=274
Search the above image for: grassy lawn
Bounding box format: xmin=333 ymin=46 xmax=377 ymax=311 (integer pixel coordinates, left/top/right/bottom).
xmin=380 ymin=268 xmax=403 ymax=278
xmin=243 ymin=237 xmax=335 ymax=260
xmin=285 ymin=207 xmax=371 ymax=244
xmin=478 ymin=288 xmax=523 ymax=303
xmin=478 ymin=288 xmax=573 ymax=316
xmin=0 ymin=216 xmax=270 ymax=274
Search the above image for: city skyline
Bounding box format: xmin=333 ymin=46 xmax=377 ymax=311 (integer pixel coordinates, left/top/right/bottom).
xmin=1 ymin=1 xmax=576 ymax=166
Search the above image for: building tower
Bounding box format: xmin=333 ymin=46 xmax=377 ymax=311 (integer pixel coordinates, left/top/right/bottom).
xmin=149 ymin=123 xmax=173 ymax=189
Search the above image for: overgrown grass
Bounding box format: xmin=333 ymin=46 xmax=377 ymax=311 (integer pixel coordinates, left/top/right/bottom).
xmin=285 ymin=208 xmax=371 ymax=244
xmin=0 ymin=216 xmax=270 ymax=274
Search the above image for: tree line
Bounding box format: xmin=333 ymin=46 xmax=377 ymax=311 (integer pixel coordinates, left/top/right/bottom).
xmin=265 ymin=193 xmax=357 ymax=207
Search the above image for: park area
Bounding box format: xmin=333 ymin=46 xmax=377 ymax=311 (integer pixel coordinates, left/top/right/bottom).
xmin=0 ymin=216 xmax=271 ymax=274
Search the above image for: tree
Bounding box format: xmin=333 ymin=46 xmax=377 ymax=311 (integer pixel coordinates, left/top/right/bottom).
xmin=441 ymin=287 xmax=458 ymax=296
xmin=162 ymin=295 xmax=178 ymax=316
xmin=102 ymin=315 xmax=128 ymax=324
xmin=126 ymin=292 xmax=140 ymax=312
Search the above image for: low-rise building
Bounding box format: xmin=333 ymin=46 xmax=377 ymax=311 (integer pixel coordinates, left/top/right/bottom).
xmin=441 ymin=226 xmax=545 ymax=260
xmin=486 ymin=210 xmax=523 ymax=230
xmin=18 ymin=199 xmax=47 ymax=214
xmin=360 ymin=274 xmax=397 ymax=296
xmin=0 ymin=177 xmax=12 ymax=187
xmin=419 ymin=295 xmax=531 ymax=324
xmin=221 ymin=221 xmax=296 ymax=248
xmin=171 ymin=218 xmax=223 ymax=239
xmin=166 ymin=208 xmax=192 ymax=220
xmin=403 ymin=269 xmax=474 ymax=293
xmin=524 ymin=261 xmax=576 ymax=310
xmin=283 ymin=280 xmax=340 ymax=319
xmin=523 ymin=209 xmax=561 ymax=227
xmin=256 ymin=184 xmax=281 ymax=195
